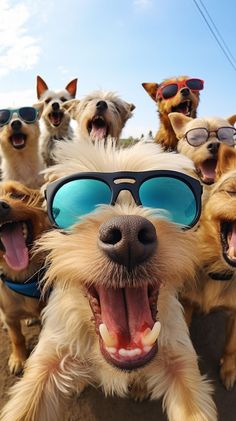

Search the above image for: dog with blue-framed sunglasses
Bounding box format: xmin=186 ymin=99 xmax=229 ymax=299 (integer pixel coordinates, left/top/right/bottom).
xmin=0 ymin=104 xmax=44 ymax=188
xmin=1 ymin=140 xmax=216 ymax=421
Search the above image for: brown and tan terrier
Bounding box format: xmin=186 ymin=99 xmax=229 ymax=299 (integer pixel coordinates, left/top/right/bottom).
xmin=181 ymin=145 xmax=236 ymax=391
xmin=0 ymin=181 xmax=50 ymax=374
xmin=142 ymin=76 xmax=203 ymax=151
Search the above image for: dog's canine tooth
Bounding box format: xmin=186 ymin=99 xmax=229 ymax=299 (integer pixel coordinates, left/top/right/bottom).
xmin=141 ymin=321 xmax=161 ymax=346
xmin=228 ymin=246 xmax=236 ymax=259
xmin=99 ymin=323 xmax=117 ymax=347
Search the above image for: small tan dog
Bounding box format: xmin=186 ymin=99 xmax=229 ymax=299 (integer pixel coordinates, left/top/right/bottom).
xmin=0 ymin=140 xmax=216 ymax=421
xmin=0 ymin=106 xmax=44 ymax=188
xmin=142 ymin=76 xmax=203 ymax=151
xmin=181 ymin=145 xmax=236 ymax=391
xmin=63 ymin=90 xmax=135 ymax=142
xmin=169 ymin=113 xmax=236 ymax=185
xmin=36 ymin=76 xmax=78 ymax=167
xmin=0 ymin=181 xmax=50 ymax=375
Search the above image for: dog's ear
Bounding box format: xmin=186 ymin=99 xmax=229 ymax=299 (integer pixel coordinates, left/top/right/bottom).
xmin=62 ymin=99 xmax=80 ymax=118
xmin=227 ymin=114 xmax=236 ymax=127
xmin=142 ymin=83 xmax=159 ymax=102
xmin=65 ymin=79 xmax=78 ymax=98
xmin=129 ymin=103 xmax=135 ymax=112
xmin=168 ymin=112 xmax=193 ymax=139
xmin=33 ymin=102 xmax=44 ymax=118
xmin=36 ymin=76 xmax=48 ymax=99
xmin=216 ymin=144 xmax=236 ymax=179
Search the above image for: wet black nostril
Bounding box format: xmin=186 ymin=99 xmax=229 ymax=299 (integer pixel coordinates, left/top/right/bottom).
xmin=96 ymin=100 xmax=108 ymax=111
xmin=11 ymin=120 xmax=22 ymax=131
xmin=52 ymin=102 xmax=60 ymax=111
xmin=138 ymin=228 xmax=156 ymax=245
xmin=207 ymin=142 xmax=220 ymax=154
xmin=0 ymin=200 xmax=10 ymax=216
xmin=101 ymin=228 xmax=122 ymax=245
xmin=181 ymin=88 xmax=190 ymax=97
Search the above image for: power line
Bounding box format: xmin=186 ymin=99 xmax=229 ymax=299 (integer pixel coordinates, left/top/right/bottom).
xmin=193 ymin=0 xmax=236 ymax=72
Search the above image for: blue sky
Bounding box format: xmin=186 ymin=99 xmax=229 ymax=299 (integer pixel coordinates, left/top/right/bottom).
xmin=0 ymin=0 xmax=236 ymax=138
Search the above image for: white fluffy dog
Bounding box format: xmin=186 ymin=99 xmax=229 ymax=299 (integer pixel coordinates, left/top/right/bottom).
xmin=0 ymin=140 xmax=216 ymax=421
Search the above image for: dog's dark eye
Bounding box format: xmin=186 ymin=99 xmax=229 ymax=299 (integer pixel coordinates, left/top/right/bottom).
xmin=115 ymin=105 xmax=121 ymax=113
xmin=9 ymin=191 xmax=26 ymax=200
xmin=60 ymin=97 xmax=67 ymax=102
xmin=226 ymin=190 xmax=236 ymax=196
xmin=45 ymin=98 xmax=52 ymax=104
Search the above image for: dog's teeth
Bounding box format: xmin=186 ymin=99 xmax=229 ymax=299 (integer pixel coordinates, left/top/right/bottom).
xmin=21 ymin=222 xmax=28 ymax=239
xmin=99 ymin=323 xmax=117 ymax=347
xmin=228 ymin=246 xmax=236 ymax=259
xmin=105 ymin=347 xmax=117 ymax=354
xmin=118 ymin=348 xmax=142 ymax=357
xmin=141 ymin=321 xmax=161 ymax=346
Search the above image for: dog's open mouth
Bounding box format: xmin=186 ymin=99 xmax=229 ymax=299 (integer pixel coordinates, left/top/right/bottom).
xmin=221 ymin=221 xmax=236 ymax=267
xmin=0 ymin=220 xmax=33 ymax=271
xmin=87 ymin=284 xmax=160 ymax=370
xmin=171 ymin=100 xmax=192 ymax=116
xmin=88 ymin=116 xmax=108 ymax=141
xmin=197 ymin=158 xmax=217 ymax=184
xmin=10 ymin=133 xmax=27 ymax=149
xmin=49 ymin=111 xmax=64 ymax=127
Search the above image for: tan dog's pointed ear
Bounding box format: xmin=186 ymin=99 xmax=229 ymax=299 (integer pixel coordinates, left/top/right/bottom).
xmin=33 ymin=102 xmax=44 ymax=118
xmin=216 ymin=144 xmax=236 ymax=179
xmin=65 ymin=79 xmax=78 ymax=98
xmin=36 ymin=76 xmax=48 ymax=99
xmin=62 ymin=99 xmax=80 ymax=118
xmin=168 ymin=112 xmax=193 ymax=139
xmin=142 ymin=83 xmax=159 ymax=101
xmin=227 ymin=114 xmax=236 ymax=126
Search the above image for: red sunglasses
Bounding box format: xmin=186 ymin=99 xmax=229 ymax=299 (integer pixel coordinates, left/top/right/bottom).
xmin=156 ymin=78 xmax=204 ymax=100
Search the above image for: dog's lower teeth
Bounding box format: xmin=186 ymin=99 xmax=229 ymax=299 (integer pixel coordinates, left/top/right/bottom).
xmin=22 ymin=222 xmax=28 ymax=239
xmin=228 ymin=246 xmax=236 ymax=259
xmin=118 ymin=348 xmax=142 ymax=357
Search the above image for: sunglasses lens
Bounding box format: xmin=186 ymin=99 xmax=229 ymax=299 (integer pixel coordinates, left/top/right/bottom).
xmin=217 ymin=127 xmax=236 ymax=145
xmin=186 ymin=79 xmax=204 ymax=91
xmin=161 ymin=84 xmax=178 ymax=99
xmin=50 ymin=179 xmax=111 ymax=229
xmin=18 ymin=107 xmax=37 ymax=123
xmin=186 ymin=128 xmax=208 ymax=146
xmin=0 ymin=109 xmax=11 ymax=126
xmin=139 ymin=177 xmax=198 ymax=227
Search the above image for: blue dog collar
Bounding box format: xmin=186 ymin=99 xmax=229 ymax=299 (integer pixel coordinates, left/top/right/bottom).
xmin=0 ymin=268 xmax=46 ymax=299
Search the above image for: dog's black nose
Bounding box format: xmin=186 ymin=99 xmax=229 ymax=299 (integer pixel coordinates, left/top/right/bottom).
xmin=52 ymin=102 xmax=60 ymax=111
xmin=180 ymin=88 xmax=190 ymax=97
xmin=98 ymin=215 xmax=157 ymax=269
xmin=11 ymin=120 xmax=22 ymax=131
xmin=207 ymin=142 xmax=220 ymax=155
xmin=96 ymin=101 xmax=108 ymax=112
xmin=0 ymin=201 xmax=11 ymax=218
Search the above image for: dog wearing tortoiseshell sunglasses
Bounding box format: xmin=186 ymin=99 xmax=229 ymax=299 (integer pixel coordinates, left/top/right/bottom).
xmin=0 ymin=105 xmax=44 ymax=188
xmin=142 ymin=76 xmax=204 ymax=151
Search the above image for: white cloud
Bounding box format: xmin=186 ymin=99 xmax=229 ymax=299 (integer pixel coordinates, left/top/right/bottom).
xmin=0 ymin=89 xmax=36 ymax=107
xmin=0 ymin=0 xmax=41 ymax=77
xmin=133 ymin=0 xmax=152 ymax=9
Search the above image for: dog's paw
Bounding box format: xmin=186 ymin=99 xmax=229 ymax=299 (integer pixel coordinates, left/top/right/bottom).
xmin=8 ymin=353 xmax=25 ymax=375
xmin=220 ymin=355 xmax=236 ymax=390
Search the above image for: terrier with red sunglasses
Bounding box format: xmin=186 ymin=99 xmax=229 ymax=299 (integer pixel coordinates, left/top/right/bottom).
xmin=0 ymin=105 xmax=44 ymax=188
xmin=142 ymin=76 xmax=204 ymax=151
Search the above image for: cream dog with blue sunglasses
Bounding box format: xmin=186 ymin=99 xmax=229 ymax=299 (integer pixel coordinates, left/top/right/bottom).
xmin=1 ymin=140 xmax=216 ymax=421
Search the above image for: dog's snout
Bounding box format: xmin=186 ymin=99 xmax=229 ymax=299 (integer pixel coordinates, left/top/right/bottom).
xmin=180 ymin=88 xmax=190 ymax=97
xmin=207 ymin=142 xmax=220 ymax=155
xmin=98 ymin=215 xmax=157 ymax=269
xmin=52 ymin=102 xmax=60 ymax=111
xmin=0 ymin=200 xmax=11 ymax=218
xmin=96 ymin=101 xmax=108 ymax=112
xmin=11 ymin=120 xmax=22 ymax=131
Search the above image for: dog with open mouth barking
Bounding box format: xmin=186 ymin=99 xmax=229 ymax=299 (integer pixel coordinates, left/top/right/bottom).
xmin=0 ymin=140 xmax=217 ymax=421
xmin=0 ymin=106 xmax=44 ymax=188
xmin=36 ymin=75 xmax=78 ymax=167
xmin=0 ymin=180 xmax=50 ymax=375
xmin=168 ymin=112 xmax=236 ymax=186
xmin=62 ymin=90 xmax=135 ymax=143
xmin=142 ymin=76 xmax=204 ymax=151
xmin=181 ymin=144 xmax=236 ymax=391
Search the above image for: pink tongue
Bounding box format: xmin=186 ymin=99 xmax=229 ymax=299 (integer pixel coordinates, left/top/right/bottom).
xmin=97 ymin=286 xmax=154 ymax=345
xmin=229 ymin=223 xmax=236 ymax=257
xmin=90 ymin=125 xmax=107 ymax=141
xmin=1 ymin=223 xmax=29 ymax=271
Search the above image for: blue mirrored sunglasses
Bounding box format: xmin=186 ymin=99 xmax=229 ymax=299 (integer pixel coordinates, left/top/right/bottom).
xmin=0 ymin=107 xmax=39 ymax=127
xmin=45 ymin=170 xmax=202 ymax=230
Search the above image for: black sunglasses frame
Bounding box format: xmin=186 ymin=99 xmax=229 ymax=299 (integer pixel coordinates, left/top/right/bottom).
xmin=45 ymin=170 xmax=202 ymax=230
xmin=185 ymin=127 xmax=236 ymax=147
xmin=0 ymin=107 xmax=39 ymax=127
